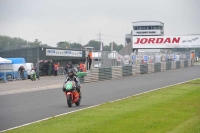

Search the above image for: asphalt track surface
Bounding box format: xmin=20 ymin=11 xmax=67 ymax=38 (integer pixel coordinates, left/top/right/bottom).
xmin=0 ymin=66 xmax=200 ymax=131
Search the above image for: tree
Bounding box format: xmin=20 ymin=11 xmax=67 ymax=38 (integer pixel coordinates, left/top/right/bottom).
xmin=103 ymin=45 xmax=110 ymax=51
xmin=109 ymin=42 xmax=124 ymax=52
xmin=56 ymin=41 xmax=82 ymax=49
xmin=0 ymin=35 xmax=50 ymax=51
xmin=84 ymin=40 xmax=101 ymax=51
xmin=83 ymin=40 xmax=124 ymax=52
xmin=70 ymin=43 xmax=82 ymax=49
xmin=57 ymin=41 xmax=69 ymax=49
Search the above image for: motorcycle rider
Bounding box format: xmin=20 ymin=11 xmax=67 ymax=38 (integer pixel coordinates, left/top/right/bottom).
xmin=62 ymin=69 xmax=82 ymax=98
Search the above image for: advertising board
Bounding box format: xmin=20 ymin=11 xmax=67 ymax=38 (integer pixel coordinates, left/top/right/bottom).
xmin=132 ymin=35 xmax=200 ymax=48
xmin=46 ymin=49 xmax=82 ymax=57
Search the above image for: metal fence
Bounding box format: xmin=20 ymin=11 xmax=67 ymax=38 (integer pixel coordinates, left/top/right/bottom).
xmin=90 ymin=51 xmax=191 ymax=68
xmin=0 ymin=71 xmax=28 ymax=83
xmin=79 ymin=59 xmax=192 ymax=84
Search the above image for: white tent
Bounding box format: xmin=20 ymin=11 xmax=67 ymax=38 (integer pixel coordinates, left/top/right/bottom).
xmin=0 ymin=57 xmax=12 ymax=64
xmin=0 ymin=57 xmax=12 ymax=82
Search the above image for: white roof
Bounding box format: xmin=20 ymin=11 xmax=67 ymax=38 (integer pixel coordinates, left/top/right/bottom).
xmin=0 ymin=57 xmax=12 ymax=64
xmin=132 ymin=21 xmax=164 ymax=26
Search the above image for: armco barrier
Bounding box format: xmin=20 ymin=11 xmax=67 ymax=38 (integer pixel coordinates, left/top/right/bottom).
xmin=135 ymin=65 xmax=141 ymax=75
xmin=184 ymin=60 xmax=188 ymax=67
xmin=79 ymin=59 xmax=192 ymax=84
xmin=176 ymin=61 xmax=181 ymax=69
xmin=112 ymin=66 xmax=122 ymax=79
xmin=140 ymin=64 xmax=148 ymax=74
xmin=180 ymin=60 xmax=184 ymax=68
xmin=154 ymin=63 xmax=161 ymax=72
xmin=161 ymin=62 xmax=166 ymax=71
xmin=132 ymin=65 xmax=138 ymax=76
xmin=148 ymin=63 xmax=154 ymax=73
xmin=166 ymin=62 xmax=171 ymax=70
xmin=122 ymin=65 xmax=132 ymax=77
xmin=171 ymin=61 xmax=176 ymax=69
xmin=99 ymin=67 xmax=112 ymax=81
xmin=91 ymin=68 xmax=99 ymax=82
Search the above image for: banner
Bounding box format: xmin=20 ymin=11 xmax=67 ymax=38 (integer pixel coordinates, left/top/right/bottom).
xmin=143 ymin=55 xmax=148 ymax=62
xmin=46 ymin=49 xmax=82 ymax=57
xmin=132 ymin=35 xmax=200 ymax=48
xmin=155 ymin=55 xmax=161 ymax=63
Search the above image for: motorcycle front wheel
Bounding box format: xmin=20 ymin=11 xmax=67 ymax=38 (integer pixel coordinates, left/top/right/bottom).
xmin=67 ymin=94 xmax=72 ymax=107
xmin=75 ymin=98 xmax=81 ymax=106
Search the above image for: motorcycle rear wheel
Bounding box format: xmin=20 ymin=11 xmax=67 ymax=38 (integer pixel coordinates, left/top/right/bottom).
xmin=67 ymin=94 xmax=72 ymax=107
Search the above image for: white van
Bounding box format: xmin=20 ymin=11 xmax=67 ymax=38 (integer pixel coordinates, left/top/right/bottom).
xmin=26 ymin=63 xmax=34 ymax=78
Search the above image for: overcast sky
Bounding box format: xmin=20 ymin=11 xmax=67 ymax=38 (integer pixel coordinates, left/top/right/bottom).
xmin=0 ymin=0 xmax=200 ymax=47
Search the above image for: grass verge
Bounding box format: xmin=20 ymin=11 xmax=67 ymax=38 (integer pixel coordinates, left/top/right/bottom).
xmin=6 ymin=79 xmax=200 ymax=133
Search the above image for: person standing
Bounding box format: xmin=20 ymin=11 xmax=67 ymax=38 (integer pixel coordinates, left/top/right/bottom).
xmin=68 ymin=62 xmax=72 ymax=69
xmin=79 ymin=62 xmax=83 ymax=72
xmin=54 ymin=63 xmax=58 ymax=76
xmin=48 ymin=62 xmax=52 ymax=76
xmin=18 ymin=65 xmax=25 ymax=79
xmin=65 ymin=63 xmax=69 ymax=75
xmin=35 ymin=62 xmax=40 ymax=80
xmin=88 ymin=50 xmax=92 ymax=70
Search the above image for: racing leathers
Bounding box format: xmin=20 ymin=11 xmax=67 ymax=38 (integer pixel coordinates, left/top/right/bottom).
xmin=62 ymin=75 xmax=82 ymax=98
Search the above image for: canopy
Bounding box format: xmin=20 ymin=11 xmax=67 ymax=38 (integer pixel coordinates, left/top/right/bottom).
xmin=0 ymin=57 xmax=12 ymax=64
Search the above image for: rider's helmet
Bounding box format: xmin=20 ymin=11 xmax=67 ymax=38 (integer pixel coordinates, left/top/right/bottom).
xmin=73 ymin=67 xmax=78 ymax=73
xmin=68 ymin=69 xmax=74 ymax=78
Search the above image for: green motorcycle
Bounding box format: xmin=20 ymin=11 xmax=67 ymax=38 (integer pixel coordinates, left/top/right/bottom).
xmin=30 ymin=73 xmax=36 ymax=81
xmin=64 ymin=81 xmax=81 ymax=107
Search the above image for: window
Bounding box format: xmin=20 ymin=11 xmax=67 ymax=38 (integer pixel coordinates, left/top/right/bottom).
xmin=160 ymin=26 xmax=163 ymax=30
xmin=141 ymin=26 xmax=144 ymax=30
xmin=138 ymin=26 xmax=141 ymax=30
xmin=94 ymin=59 xmax=101 ymax=61
xmin=148 ymin=26 xmax=152 ymax=30
xmin=155 ymin=26 xmax=159 ymax=30
xmin=133 ymin=26 xmax=137 ymax=30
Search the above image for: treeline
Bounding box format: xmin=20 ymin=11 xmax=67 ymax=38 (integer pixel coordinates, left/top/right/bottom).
xmin=0 ymin=35 xmax=124 ymax=52
xmin=0 ymin=35 xmax=49 ymax=51
xmin=57 ymin=40 xmax=124 ymax=52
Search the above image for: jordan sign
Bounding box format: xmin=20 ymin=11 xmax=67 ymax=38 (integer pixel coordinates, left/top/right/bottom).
xmin=132 ymin=35 xmax=200 ymax=48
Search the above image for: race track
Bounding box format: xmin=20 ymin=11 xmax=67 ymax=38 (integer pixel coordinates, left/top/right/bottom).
xmin=0 ymin=66 xmax=200 ymax=131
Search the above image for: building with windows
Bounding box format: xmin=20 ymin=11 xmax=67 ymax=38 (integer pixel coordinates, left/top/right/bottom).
xmin=125 ymin=21 xmax=164 ymax=46
xmin=123 ymin=21 xmax=164 ymax=53
xmin=0 ymin=46 xmax=86 ymax=68
xmin=132 ymin=21 xmax=164 ymax=36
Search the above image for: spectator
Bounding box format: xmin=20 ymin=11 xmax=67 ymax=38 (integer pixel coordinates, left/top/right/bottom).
xmin=79 ymin=62 xmax=83 ymax=72
xmin=48 ymin=62 xmax=52 ymax=76
xmin=44 ymin=62 xmax=48 ymax=76
xmin=68 ymin=62 xmax=72 ymax=69
xmin=88 ymin=50 xmax=92 ymax=70
xmin=83 ymin=62 xmax=86 ymax=72
xmin=57 ymin=62 xmax=60 ymax=67
xmin=191 ymin=51 xmax=195 ymax=63
xmin=35 ymin=63 xmax=40 ymax=80
xmin=54 ymin=63 xmax=58 ymax=76
xmin=18 ymin=65 xmax=25 ymax=79
xmin=65 ymin=63 xmax=69 ymax=75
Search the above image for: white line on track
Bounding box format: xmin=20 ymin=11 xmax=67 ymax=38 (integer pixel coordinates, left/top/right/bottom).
xmin=1 ymin=78 xmax=199 ymax=133
xmin=0 ymin=84 xmax=62 ymax=96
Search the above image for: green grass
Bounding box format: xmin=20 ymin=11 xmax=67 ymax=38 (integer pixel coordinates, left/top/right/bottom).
xmin=6 ymin=79 xmax=200 ymax=133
